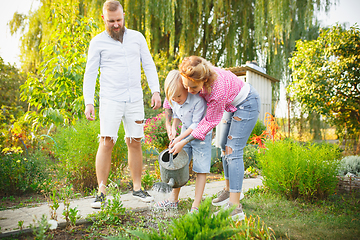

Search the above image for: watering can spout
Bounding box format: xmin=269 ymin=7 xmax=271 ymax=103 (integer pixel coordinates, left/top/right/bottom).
xmin=168 ymin=178 xmax=175 ymax=188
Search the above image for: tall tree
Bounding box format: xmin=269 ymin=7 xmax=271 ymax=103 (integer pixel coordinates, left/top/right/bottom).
xmin=254 ymin=0 xmax=331 ymax=134
xmin=19 ymin=2 xmax=99 ymax=129
xmin=10 ymin=0 xmax=257 ymax=72
xmin=9 ymin=0 xmax=334 ymax=129
xmin=8 ymin=0 xmax=104 ymax=73
xmin=289 ymin=24 xmax=360 ymax=153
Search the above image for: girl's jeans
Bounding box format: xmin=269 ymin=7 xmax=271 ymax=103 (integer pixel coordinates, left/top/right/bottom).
xmin=218 ymin=85 xmax=260 ymax=193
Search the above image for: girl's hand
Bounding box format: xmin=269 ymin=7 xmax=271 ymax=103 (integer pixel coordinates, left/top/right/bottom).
xmin=169 ymin=140 xmax=187 ymax=155
xmin=169 ymin=136 xmax=181 ymax=148
xmin=166 ymin=127 xmax=176 ymax=140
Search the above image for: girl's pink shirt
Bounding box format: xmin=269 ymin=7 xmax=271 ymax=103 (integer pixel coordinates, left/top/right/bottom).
xmin=163 ymin=67 xmax=244 ymax=140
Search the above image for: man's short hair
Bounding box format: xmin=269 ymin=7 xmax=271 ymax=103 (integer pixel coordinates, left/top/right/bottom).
xmin=103 ymin=0 xmax=123 ymax=15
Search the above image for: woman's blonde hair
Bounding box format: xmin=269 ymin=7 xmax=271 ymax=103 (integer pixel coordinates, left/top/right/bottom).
xmin=179 ymin=56 xmax=217 ymax=94
xmin=164 ymin=70 xmax=183 ymax=106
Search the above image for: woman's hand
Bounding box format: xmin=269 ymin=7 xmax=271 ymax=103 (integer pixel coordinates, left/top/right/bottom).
xmin=169 ymin=140 xmax=187 ymax=154
xmin=170 ymin=136 xmax=181 ymax=148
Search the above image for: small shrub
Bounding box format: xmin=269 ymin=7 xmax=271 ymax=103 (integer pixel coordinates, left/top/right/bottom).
xmin=141 ymin=169 xmax=157 ymax=190
xmin=244 ymin=166 xmax=260 ymax=178
xmin=89 ymin=192 xmax=127 ymax=227
xmin=258 ymin=139 xmax=341 ymax=201
xmin=122 ymin=198 xmax=241 ymax=239
xmin=0 ymin=149 xmax=51 ymax=196
xmin=243 ymin=144 xmax=258 ymax=169
xmin=52 ymin=118 xmax=128 ymax=192
xmin=338 ymin=155 xmax=360 ymax=176
xmin=30 ymin=214 xmax=50 ymax=240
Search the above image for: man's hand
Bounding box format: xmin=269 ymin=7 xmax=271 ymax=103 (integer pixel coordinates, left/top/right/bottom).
xmin=85 ymin=104 xmax=95 ymax=121
xmin=151 ymin=92 xmax=161 ymax=110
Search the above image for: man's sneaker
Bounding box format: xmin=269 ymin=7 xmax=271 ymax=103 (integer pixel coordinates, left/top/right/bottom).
xmin=212 ymin=189 xmax=244 ymax=206
xmin=153 ymin=199 xmax=179 ymax=210
xmin=91 ymin=192 xmax=106 ymax=209
xmin=133 ymin=189 xmax=154 ymax=202
xmin=213 ymin=202 xmax=245 ymax=221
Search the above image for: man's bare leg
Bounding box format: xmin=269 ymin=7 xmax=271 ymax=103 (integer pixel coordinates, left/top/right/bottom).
xmin=126 ymin=137 xmax=143 ymax=191
xmin=96 ymin=137 xmax=115 ymax=195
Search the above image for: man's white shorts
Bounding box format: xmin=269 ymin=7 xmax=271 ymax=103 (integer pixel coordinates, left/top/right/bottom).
xmin=99 ymin=98 xmax=144 ymax=141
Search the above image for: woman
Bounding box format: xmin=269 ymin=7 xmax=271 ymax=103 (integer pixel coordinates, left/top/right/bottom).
xmin=169 ymin=56 xmax=260 ymax=220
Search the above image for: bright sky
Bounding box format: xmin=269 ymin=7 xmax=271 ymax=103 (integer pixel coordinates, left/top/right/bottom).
xmin=0 ymin=0 xmax=40 ymax=67
xmin=1 ymin=0 xmax=359 ymax=117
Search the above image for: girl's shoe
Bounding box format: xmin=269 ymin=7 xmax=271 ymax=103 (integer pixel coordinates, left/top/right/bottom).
xmin=189 ymin=207 xmax=199 ymax=214
xmin=153 ymin=199 xmax=179 ymax=210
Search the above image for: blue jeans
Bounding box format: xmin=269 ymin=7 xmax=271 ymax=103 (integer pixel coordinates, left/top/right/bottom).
xmin=218 ymin=85 xmax=260 ymax=192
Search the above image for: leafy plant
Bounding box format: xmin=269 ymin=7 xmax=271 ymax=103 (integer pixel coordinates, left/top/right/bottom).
xmin=119 ymin=198 xmax=241 ymax=239
xmin=243 ymin=144 xmax=259 ymax=170
xmin=258 ymin=139 xmax=341 ymax=201
xmin=244 ymin=166 xmax=259 ymax=178
xmin=90 ymin=193 xmax=127 ymax=227
xmin=0 ymin=150 xmax=51 ymax=196
xmin=52 ymin=118 xmax=127 ymax=192
xmin=61 ymin=184 xmax=77 ymax=226
xmin=30 ymin=214 xmax=50 ymax=240
xmin=338 ymin=155 xmax=360 ymax=176
xmin=17 ymin=220 xmax=24 ymax=231
xmin=68 ymin=207 xmax=80 ymax=227
xmin=47 ymin=188 xmax=60 ymax=221
xmin=141 ymin=169 xmax=157 ymax=190
xmin=20 ymin=3 xmax=99 ymax=130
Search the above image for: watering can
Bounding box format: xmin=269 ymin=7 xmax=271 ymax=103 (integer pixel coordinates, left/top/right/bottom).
xmin=152 ymin=148 xmax=189 ymax=193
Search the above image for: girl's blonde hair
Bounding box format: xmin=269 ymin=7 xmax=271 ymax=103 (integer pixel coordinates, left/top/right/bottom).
xmin=179 ymin=56 xmax=217 ymax=94
xmin=164 ymin=70 xmax=183 ymax=106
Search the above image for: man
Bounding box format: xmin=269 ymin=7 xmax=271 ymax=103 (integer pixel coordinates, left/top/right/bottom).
xmin=83 ymin=0 xmax=161 ymax=208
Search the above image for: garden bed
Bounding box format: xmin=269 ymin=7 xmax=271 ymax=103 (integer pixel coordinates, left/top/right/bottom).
xmin=337 ymin=176 xmax=360 ymax=193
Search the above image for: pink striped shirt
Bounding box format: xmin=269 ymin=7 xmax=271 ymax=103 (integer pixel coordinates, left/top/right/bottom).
xmin=164 ymin=67 xmax=245 ymax=140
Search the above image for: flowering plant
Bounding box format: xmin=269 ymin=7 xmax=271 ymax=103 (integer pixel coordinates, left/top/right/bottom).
xmin=144 ymin=112 xmax=181 ymax=153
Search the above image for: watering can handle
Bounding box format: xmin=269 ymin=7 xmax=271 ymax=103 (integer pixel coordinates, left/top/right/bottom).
xmin=168 ymin=140 xmax=174 ymax=167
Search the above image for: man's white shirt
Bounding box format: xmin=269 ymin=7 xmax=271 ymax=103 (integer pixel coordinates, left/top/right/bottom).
xmin=83 ymin=28 xmax=160 ymax=106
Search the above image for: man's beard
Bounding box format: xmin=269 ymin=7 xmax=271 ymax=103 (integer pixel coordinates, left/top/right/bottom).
xmin=106 ymin=24 xmax=125 ymax=42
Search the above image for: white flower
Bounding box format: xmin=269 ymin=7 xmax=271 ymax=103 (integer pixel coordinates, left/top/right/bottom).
xmin=48 ymin=219 xmax=58 ymax=230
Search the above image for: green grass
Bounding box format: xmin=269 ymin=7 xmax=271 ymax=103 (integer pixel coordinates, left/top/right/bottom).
xmin=242 ymin=188 xmax=360 ymax=239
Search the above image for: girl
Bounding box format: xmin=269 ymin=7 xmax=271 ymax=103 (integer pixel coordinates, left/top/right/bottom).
xmin=154 ymin=70 xmax=212 ymax=213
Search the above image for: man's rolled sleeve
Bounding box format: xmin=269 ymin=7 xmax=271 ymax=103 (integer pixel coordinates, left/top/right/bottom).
xmin=83 ymin=40 xmax=100 ymax=106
